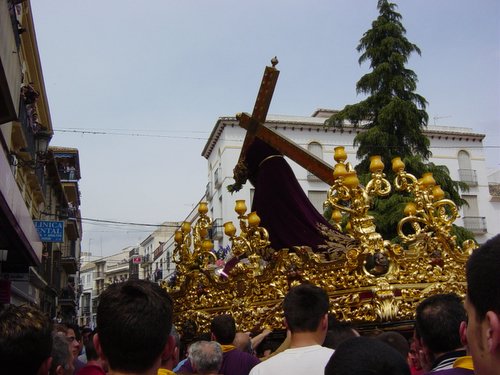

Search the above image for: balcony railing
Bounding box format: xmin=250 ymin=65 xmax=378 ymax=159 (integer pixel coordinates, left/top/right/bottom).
xmin=141 ymin=253 xmax=152 ymax=267
xmin=107 ymin=261 xmax=129 ymax=272
xmin=463 ymin=216 xmax=487 ymax=233
xmin=458 ymin=169 xmax=478 ymax=186
xmin=210 ymin=218 xmax=224 ymax=240
xmin=489 ymin=184 xmax=500 ymax=199
xmin=59 ymin=244 xmax=76 ymax=259
xmin=58 ymin=169 xmax=78 ymax=181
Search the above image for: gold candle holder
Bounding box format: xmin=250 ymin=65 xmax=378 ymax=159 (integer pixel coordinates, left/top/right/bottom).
xmin=421 ymin=172 xmax=436 ymax=188
xmin=201 ymin=239 xmax=214 ymax=252
xmin=369 ymin=155 xmax=384 ymax=173
xmin=432 ymin=185 xmax=445 ymax=201
xmin=404 ymin=202 xmax=417 ymax=216
xmin=334 ymin=146 xmax=347 ymax=163
xmin=391 ymin=157 xmax=405 ymax=173
xmin=181 ymin=221 xmax=191 ymax=234
xmin=247 ymin=212 xmax=261 ymax=227
xmin=224 ymin=221 xmax=237 ymax=237
xmin=333 ymin=163 xmax=348 ymax=180
xmin=235 ymin=200 xmax=247 ymax=216
xmin=198 ymin=202 xmax=209 ymax=214
xmin=174 ymin=230 xmax=183 ymax=244
xmin=343 ymin=171 xmax=360 ymax=189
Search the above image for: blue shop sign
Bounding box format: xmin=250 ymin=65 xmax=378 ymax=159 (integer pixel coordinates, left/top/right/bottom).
xmin=34 ymin=220 xmax=64 ymax=242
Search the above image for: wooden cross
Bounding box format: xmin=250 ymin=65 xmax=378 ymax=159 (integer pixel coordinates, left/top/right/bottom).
xmin=236 ymin=58 xmax=335 ymax=186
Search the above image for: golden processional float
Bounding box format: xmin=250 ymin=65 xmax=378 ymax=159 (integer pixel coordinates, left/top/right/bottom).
xmin=163 ymin=59 xmax=476 ymax=334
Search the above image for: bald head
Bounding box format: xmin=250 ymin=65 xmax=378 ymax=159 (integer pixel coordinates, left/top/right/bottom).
xmin=234 ymin=332 xmax=252 ymax=353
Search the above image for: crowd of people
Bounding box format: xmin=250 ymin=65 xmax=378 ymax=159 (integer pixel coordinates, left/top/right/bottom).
xmin=0 ymin=234 xmax=499 ymax=375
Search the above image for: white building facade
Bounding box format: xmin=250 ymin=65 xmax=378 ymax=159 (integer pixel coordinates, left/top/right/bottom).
xmin=138 ymin=222 xmax=180 ymax=282
xmin=77 ymin=248 xmax=131 ymax=327
xmin=201 ymin=109 xmax=499 ymax=248
xmin=78 ymin=260 xmax=95 ymax=328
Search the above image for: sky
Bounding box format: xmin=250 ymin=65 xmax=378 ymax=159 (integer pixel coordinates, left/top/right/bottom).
xmin=30 ymin=0 xmax=500 ymax=257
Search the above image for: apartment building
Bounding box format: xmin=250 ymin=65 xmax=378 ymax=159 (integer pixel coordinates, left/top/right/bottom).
xmin=139 ymin=222 xmax=179 ymax=282
xmin=1 ymin=1 xmax=82 ymax=317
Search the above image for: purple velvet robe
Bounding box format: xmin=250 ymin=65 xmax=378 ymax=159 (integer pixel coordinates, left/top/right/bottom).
xmin=245 ymin=138 xmax=335 ymax=251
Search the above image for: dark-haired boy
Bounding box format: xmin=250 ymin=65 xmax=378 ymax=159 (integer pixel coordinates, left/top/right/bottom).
xmin=414 ymin=293 xmax=470 ymax=373
xmin=93 ymin=279 xmax=174 ymax=375
xmin=249 ymin=283 xmax=333 ymax=375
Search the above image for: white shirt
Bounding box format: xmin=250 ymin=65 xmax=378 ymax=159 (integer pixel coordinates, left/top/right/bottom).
xmin=250 ymin=345 xmax=334 ymax=375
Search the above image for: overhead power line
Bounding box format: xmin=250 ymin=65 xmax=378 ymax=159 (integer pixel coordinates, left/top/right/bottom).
xmin=53 ymin=129 xmax=499 ymax=148
xmin=40 ymin=198 xmax=210 ymax=229
xmin=55 ymin=129 xmax=208 ymax=140
xmin=41 ymin=212 xmax=180 ymax=228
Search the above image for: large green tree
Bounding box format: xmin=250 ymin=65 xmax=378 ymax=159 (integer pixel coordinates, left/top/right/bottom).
xmin=326 ymin=0 xmax=470 ymax=241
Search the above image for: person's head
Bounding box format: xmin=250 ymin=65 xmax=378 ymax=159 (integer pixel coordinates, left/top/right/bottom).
xmin=95 ymin=279 xmax=173 ymax=374
xmin=84 ymin=330 xmax=109 ymax=372
xmin=407 ymin=338 xmax=422 ymax=371
xmin=234 ymin=332 xmax=252 ymax=353
xmin=375 ymin=331 xmax=409 ymax=358
xmin=415 ymin=293 xmax=466 ymax=370
xmin=255 ymin=337 xmax=281 ymax=359
xmin=81 ymin=327 xmax=93 ymax=347
xmin=465 ymin=234 xmax=500 ymax=375
xmin=65 ymin=323 xmax=81 ymax=358
xmin=325 ymin=336 xmax=410 ymax=375
xmin=188 ymin=341 xmax=223 ymax=375
xmin=160 ymin=325 xmax=180 ymax=371
xmin=210 ymin=314 xmax=236 ymax=345
xmin=50 ymin=333 xmax=74 ymax=375
xmin=0 ymin=304 xmax=53 ymax=375
xmin=323 ymin=317 xmax=359 ymax=349
xmin=283 ymin=283 xmax=329 ymax=334
xmin=84 ymin=330 xmax=99 ymax=361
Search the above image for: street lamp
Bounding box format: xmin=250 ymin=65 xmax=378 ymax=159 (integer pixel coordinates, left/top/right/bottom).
xmin=9 ymin=131 xmax=52 ymax=170
xmin=34 ymin=130 xmax=52 ymax=164
xmin=35 ymin=131 xmax=51 ymax=154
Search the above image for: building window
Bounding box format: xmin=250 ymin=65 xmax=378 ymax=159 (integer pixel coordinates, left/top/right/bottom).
xmin=307 ymin=190 xmax=327 ymax=214
xmin=458 ymin=150 xmax=477 ymax=186
xmin=308 ymin=142 xmax=323 ymax=160
xmin=462 ymin=195 xmax=487 ymax=233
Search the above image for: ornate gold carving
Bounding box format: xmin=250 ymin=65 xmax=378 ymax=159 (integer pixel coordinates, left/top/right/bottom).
xmin=165 ymin=152 xmax=476 ymax=333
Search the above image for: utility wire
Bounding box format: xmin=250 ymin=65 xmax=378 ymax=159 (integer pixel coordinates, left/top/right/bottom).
xmin=55 ymin=129 xmax=208 ymax=140
xmin=41 ymin=211 xmax=179 ymax=227
xmin=59 ymin=127 xmax=209 ymax=133
xmin=40 ymin=196 xmax=216 ymax=229
xmin=53 ymin=129 xmax=499 ymax=148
